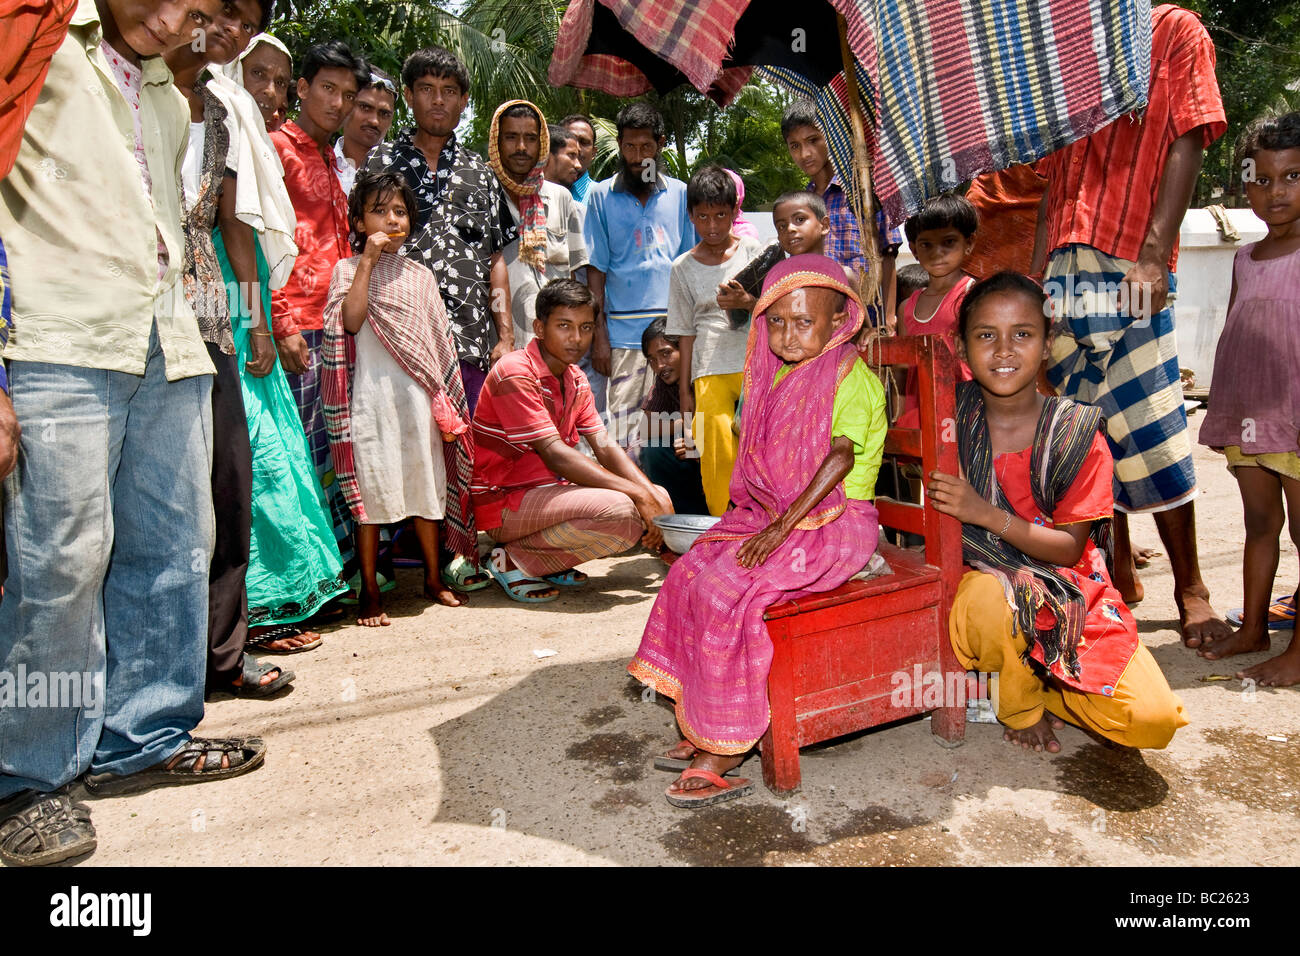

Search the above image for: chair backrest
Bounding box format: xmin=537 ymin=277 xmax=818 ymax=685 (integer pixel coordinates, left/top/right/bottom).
xmin=861 ymin=336 xmax=963 ymax=593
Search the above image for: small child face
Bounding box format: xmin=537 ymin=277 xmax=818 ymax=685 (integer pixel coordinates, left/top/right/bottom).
xmin=773 ymin=201 xmax=830 ymax=257
xmin=645 ymin=335 xmax=682 ymax=387
xmin=1244 ymin=147 xmax=1300 ymax=228
xmin=534 ymin=305 xmax=596 ymax=367
xmin=909 ymin=226 xmax=973 ymax=281
xmin=689 ymin=202 xmax=736 ymax=249
xmin=960 ymin=291 xmax=1051 ymax=400
xmin=357 ymin=189 xmax=410 ymax=248
xmin=765 ymin=287 xmax=847 ymax=364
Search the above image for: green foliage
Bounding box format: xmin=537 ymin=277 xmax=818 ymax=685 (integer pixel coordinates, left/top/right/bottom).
xmin=1180 ymin=0 xmax=1300 ymax=205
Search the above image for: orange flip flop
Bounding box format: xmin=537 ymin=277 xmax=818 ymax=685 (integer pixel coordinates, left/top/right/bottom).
xmin=665 ymin=768 xmax=754 ymax=809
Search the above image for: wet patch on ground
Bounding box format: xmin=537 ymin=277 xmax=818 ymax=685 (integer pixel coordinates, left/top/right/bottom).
xmin=564 ymin=732 xmax=656 ymax=784
xmin=957 ymin=809 xmax=1088 ymax=864
xmin=590 ymin=787 xmax=650 ymax=815
xmin=661 ymin=804 xmax=817 ymax=865
xmin=1196 ymin=727 xmax=1300 ymax=815
xmin=1052 ymin=745 xmax=1223 ymax=856
xmin=581 ymin=705 xmax=625 ymax=728
xmin=766 ymin=805 xmax=956 ymax=866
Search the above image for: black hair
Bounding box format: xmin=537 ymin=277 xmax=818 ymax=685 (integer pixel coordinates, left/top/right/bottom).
xmin=903 ymin=193 xmax=979 ymax=242
xmin=1237 ymin=111 xmax=1300 ymax=164
xmin=560 ymin=113 xmax=594 ymax=131
xmin=549 ymin=123 xmax=578 ymax=155
xmin=957 ymin=271 xmax=1051 ymax=340
xmin=499 ymin=102 xmax=541 ymax=130
xmin=780 ymin=99 xmax=819 ymax=141
xmin=686 ymin=163 xmax=737 ymax=211
xmin=301 ymin=40 xmax=366 ymax=89
xmin=641 ymin=316 xmax=680 ymax=358
xmin=401 ymin=46 xmax=469 ymax=96
xmin=360 ymin=65 xmax=397 ymax=104
xmin=535 ymin=279 xmax=596 ymax=323
xmin=895 ymin=263 xmax=930 ymax=301
xmin=616 ymin=102 xmax=664 ymax=141
xmin=347 ymin=170 xmax=418 ymax=254
xmin=224 ymin=0 xmax=274 ymax=34
xmin=771 ymin=189 xmax=828 ymax=221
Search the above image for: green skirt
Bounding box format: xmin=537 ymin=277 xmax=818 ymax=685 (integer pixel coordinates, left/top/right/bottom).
xmin=214 ymin=229 xmax=347 ymax=625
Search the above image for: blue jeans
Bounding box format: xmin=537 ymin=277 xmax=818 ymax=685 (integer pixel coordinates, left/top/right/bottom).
xmin=0 ymin=326 xmax=214 ymax=798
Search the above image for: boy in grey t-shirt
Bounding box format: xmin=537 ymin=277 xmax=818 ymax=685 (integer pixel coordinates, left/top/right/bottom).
xmin=665 ymin=165 xmax=763 ymax=515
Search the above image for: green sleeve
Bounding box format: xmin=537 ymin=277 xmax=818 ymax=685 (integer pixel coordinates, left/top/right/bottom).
xmin=830 ymin=358 xmax=888 ymax=500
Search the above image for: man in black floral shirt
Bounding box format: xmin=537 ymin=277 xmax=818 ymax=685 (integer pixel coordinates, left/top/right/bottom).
xmin=362 ymin=47 xmax=516 ymax=413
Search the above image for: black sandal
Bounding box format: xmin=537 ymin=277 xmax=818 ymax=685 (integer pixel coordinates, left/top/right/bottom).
xmin=246 ymin=624 xmax=322 ymax=654
xmin=82 ymin=736 xmax=266 ymax=797
xmin=0 ymin=787 xmax=96 ymax=866
xmin=230 ymin=656 xmax=294 ymax=698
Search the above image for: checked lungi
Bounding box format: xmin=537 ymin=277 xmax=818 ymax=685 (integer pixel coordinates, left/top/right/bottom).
xmin=1044 ymin=244 xmax=1197 ymax=514
xmin=288 ymin=327 xmax=355 ymax=565
xmin=486 ymin=484 xmax=645 ymax=578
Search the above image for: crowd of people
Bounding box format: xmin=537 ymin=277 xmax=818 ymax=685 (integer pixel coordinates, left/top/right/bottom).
xmin=0 ymin=0 xmax=1295 ymax=861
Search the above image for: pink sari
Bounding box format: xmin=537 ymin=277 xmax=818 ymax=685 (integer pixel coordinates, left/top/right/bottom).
xmin=629 ymin=254 xmax=881 ymax=754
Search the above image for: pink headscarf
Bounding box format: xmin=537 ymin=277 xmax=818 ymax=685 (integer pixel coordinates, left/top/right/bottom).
xmin=725 ymin=168 xmax=759 ymax=240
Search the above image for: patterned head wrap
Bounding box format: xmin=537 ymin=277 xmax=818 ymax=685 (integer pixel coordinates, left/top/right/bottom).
xmin=487 ymin=99 xmax=548 ymax=270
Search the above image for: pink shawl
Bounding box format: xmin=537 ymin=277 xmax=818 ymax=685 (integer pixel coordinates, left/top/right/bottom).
xmin=629 ymin=254 xmax=881 ymax=754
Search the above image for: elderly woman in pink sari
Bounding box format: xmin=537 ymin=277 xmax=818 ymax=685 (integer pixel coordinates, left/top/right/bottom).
xmin=629 ymin=253 xmax=887 ymax=808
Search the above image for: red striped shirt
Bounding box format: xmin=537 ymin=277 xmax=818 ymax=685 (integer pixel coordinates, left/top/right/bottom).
xmin=270 ymin=121 xmax=351 ymax=337
xmin=470 ymin=340 xmax=604 ymax=529
xmin=1041 ymin=4 xmax=1226 ymax=271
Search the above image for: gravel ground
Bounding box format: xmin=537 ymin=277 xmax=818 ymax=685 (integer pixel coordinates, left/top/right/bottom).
xmin=70 ymin=415 xmax=1299 ymax=867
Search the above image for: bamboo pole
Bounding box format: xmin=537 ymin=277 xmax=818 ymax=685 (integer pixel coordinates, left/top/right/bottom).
xmin=836 ymin=12 xmax=884 ymax=330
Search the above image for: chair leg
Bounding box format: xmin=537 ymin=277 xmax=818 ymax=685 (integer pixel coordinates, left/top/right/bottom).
xmin=931 ymin=703 xmax=966 ymax=747
xmin=763 ymin=633 xmax=802 ymax=793
xmin=760 ymin=724 xmax=801 ymax=794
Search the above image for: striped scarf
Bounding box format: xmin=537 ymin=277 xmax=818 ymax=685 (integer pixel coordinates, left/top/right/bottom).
xmin=488 ymin=99 xmax=548 ymax=271
xmin=321 ymin=253 xmax=477 ymax=559
xmin=955 ymin=381 xmax=1107 ymax=681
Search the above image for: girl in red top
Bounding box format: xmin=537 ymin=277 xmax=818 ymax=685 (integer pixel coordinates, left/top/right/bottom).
xmin=897 ymin=195 xmax=977 ymax=429
xmin=927 ymin=272 xmax=1186 ymax=754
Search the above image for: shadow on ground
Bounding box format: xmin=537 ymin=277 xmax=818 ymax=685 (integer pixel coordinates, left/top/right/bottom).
xmin=428 ymin=656 xmax=1187 ymax=865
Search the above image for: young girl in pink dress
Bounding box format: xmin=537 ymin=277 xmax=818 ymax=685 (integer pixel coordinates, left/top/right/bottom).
xmin=1196 ymin=112 xmax=1300 ymax=686
xmin=897 ymin=195 xmax=978 ymax=429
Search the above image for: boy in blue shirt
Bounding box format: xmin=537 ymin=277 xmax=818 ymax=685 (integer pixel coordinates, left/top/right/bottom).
xmin=583 ymin=102 xmax=695 ymax=457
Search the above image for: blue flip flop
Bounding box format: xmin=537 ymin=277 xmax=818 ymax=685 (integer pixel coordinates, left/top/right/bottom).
xmin=485 ymin=549 xmax=558 ymax=604
xmin=543 ymin=568 xmax=588 ymax=588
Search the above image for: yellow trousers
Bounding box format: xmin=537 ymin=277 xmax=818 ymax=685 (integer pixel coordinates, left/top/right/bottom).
xmin=950 ymin=571 xmax=1187 ymax=749
xmin=691 ymin=372 xmax=743 ymax=516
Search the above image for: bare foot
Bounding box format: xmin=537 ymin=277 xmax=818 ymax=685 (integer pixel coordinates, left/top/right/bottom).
xmin=667 ymin=751 xmax=746 ymax=792
xmin=357 ymin=590 xmax=391 ymax=627
xmin=1198 ymin=622 xmax=1269 ymax=660
xmin=661 ymin=739 xmax=697 ymax=762
xmin=1133 ymin=546 xmax=1161 ymax=569
xmin=1113 ymin=563 xmax=1144 ymax=607
xmin=1238 ymin=636 xmax=1300 ymax=686
xmin=1179 ymin=590 xmax=1232 ymax=649
xmin=424 ymin=577 xmax=464 ymax=607
xmin=1002 ymin=715 xmax=1061 ymax=753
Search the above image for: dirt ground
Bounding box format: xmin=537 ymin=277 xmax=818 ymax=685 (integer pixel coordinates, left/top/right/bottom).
xmin=74 ymin=415 xmax=1299 ymax=866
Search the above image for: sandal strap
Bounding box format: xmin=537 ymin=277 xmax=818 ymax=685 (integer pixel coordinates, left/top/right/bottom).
xmin=0 ymin=790 xmax=91 ymax=856
xmin=677 ymin=768 xmax=732 ymax=790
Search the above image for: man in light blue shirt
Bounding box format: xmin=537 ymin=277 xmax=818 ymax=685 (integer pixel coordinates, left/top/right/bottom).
xmin=583 ymin=102 xmax=695 ymax=453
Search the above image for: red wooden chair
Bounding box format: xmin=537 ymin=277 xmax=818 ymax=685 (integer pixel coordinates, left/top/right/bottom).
xmin=760 ymin=335 xmax=966 ymax=793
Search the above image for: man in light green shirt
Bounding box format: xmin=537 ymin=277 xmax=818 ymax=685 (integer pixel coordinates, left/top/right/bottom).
xmin=0 ymin=0 xmax=267 ymax=868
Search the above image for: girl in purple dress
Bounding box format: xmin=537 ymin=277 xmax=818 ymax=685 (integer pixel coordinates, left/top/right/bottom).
xmin=1198 ymin=112 xmax=1300 ymax=685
